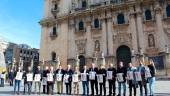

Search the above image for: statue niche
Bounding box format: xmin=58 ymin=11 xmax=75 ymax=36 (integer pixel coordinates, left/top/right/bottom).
xmin=94 ymin=40 xmax=100 ymax=52
xmin=148 ymin=34 xmax=155 ymax=47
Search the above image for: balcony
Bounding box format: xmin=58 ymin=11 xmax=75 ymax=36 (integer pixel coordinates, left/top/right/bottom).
xmin=51 ymin=8 xmax=59 ymax=15
xmin=49 ymin=31 xmax=58 ymax=39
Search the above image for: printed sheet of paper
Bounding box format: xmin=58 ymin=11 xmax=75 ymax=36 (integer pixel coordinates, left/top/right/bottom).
xmin=117 ymin=73 xmax=124 ymax=82
xmin=47 ymin=73 xmax=53 ymax=82
xmin=107 ymin=71 xmax=113 ymax=80
xmin=89 ymin=72 xmax=96 ymax=80
xmin=145 ymin=67 xmax=151 ymax=78
xmin=15 ymin=72 xmax=23 ymax=80
xmin=64 ymin=74 xmax=69 ymax=83
xmin=27 ymin=73 xmax=33 ymax=81
xmin=127 ymin=71 xmax=134 ymax=80
xmin=97 ymin=74 xmax=103 ymax=83
xmin=42 ymin=77 xmax=47 ymax=85
xmin=34 ymin=74 xmax=41 ymax=82
xmin=135 ymin=72 xmax=142 ymax=81
xmin=73 ymin=74 xmax=79 ymax=82
xmin=56 ymin=74 xmax=62 ymax=81
xmin=81 ymin=73 xmax=87 ymax=81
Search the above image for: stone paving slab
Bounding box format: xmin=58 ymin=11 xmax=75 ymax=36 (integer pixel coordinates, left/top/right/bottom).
xmin=0 ymin=80 xmax=170 ymax=96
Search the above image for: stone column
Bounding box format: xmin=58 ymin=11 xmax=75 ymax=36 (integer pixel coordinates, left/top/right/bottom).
xmin=86 ymin=17 xmax=93 ymax=57
xmin=155 ymin=4 xmax=166 ymax=52
xmin=136 ymin=6 xmax=145 ymax=54
xmin=68 ymin=19 xmax=76 ymax=59
xmin=129 ymin=6 xmax=138 ymax=64
xmin=107 ymin=17 xmax=114 ymax=56
xmin=101 ymin=18 xmax=107 ymax=56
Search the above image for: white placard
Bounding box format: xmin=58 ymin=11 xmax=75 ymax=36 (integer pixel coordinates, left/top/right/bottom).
xmin=145 ymin=67 xmax=151 ymax=78
xmin=73 ymin=74 xmax=79 ymax=82
xmin=135 ymin=72 xmax=142 ymax=81
xmin=34 ymin=74 xmax=41 ymax=82
xmin=1 ymin=74 xmax=5 ymax=79
xmin=27 ymin=73 xmax=33 ymax=81
xmin=42 ymin=77 xmax=47 ymax=85
xmin=107 ymin=71 xmax=113 ymax=80
xmin=81 ymin=73 xmax=87 ymax=81
xmin=56 ymin=74 xmax=62 ymax=81
xmin=97 ymin=74 xmax=103 ymax=83
xmin=15 ymin=72 xmax=23 ymax=80
xmin=117 ymin=73 xmax=124 ymax=82
xmin=47 ymin=73 xmax=53 ymax=82
xmin=64 ymin=74 xmax=69 ymax=83
xmin=89 ymin=72 xmax=96 ymax=80
xmin=127 ymin=71 xmax=134 ymax=80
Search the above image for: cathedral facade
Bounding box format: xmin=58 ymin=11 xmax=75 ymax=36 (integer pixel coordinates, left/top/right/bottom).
xmin=40 ymin=0 xmax=170 ymax=74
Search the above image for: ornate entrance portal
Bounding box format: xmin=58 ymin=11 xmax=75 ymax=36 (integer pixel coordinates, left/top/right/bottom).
xmin=116 ymin=45 xmax=131 ymax=68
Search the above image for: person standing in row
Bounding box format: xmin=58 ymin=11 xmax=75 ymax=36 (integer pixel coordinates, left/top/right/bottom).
xmin=23 ymin=70 xmax=27 ymax=95
xmin=98 ymin=65 xmax=107 ymax=96
xmin=26 ymin=66 xmax=33 ymax=95
xmin=8 ymin=70 xmax=14 ymax=86
xmin=47 ymin=66 xmax=55 ymax=95
xmin=73 ymin=66 xmax=80 ymax=95
xmin=138 ymin=60 xmax=148 ymax=96
xmin=89 ymin=63 xmax=98 ymax=96
xmin=14 ymin=67 xmax=23 ymax=95
xmin=65 ymin=64 xmax=73 ymax=95
xmin=117 ymin=61 xmax=127 ymax=96
xmin=42 ymin=66 xmax=48 ymax=94
xmin=148 ymin=59 xmax=156 ymax=96
xmin=127 ymin=63 xmax=137 ymax=96
xmin=107 ymin=63 xmax=117 ymax=96
xmin=34 ymin=65 xmax=42 ymax=94
xmin=55 ymin=65 xmax=65 ymax=94
xmin=81 ymin=65 xmax=89 ymax=96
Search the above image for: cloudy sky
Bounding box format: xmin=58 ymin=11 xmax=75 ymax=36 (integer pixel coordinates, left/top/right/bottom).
xmin=0 ymin=0 xmax=43 ymax=48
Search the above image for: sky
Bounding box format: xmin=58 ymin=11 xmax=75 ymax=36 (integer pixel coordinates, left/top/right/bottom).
xmin=0 ymin=0 xmax=43 ymax=48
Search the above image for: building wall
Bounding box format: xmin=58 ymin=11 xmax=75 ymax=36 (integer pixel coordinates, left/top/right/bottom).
xmin=40 ymin=0 xmax=170 ymax=71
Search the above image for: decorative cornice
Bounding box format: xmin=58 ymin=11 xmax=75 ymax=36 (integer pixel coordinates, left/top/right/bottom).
xmin=39 ymin=17 xmax=56 ymax=27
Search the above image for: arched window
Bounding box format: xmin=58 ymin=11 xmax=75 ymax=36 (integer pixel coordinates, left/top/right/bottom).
xmin=94 ymin=19 xmax=99 ymax=28
xmin=166 ymin=5 xmax=170 ymax=17
xmin=145 ymin=9 xmax=152 ymax=20
xmin=52 ymin=26 xmax=57 ymax=35
xmin=51 ymin=52 xmax=56 ymax=61
xmin=117 ymin=13 xmax=125 ymax=24
xmin=82 ymin=1 xmax=87 ymax=8
xmin=79 ymin=21 xmax=84 ymax=30
xmin=148 ymin=34 xmax=155 ymax=47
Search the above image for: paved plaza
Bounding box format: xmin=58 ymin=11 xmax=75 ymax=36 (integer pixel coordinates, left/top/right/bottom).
xmin=0 ymin=80 xmax=170 ymax=96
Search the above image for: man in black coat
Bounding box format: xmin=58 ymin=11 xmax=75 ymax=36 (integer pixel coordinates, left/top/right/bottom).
xmin=64 ymin=64 xmax=73 ymax=95
xmin=42 ymin=66 xmax=49 ymax=94
xmin=107 ymin=63 xmax=117 ymax=96
xmin=117 ymin=61 xmax=127 ymax=96
xmin=89 ymin=63 xmax=98 ymax=96
xmin=98 ymin=65 xmax=107 ymax=96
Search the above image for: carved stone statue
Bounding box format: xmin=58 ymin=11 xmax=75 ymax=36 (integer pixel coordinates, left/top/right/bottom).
xmin=95 ymin=40 xmax=100 ymax=51
xmin=148 ymin=34 xmax=155 ymax=47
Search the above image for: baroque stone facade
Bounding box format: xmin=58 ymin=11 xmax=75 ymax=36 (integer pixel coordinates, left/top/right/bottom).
xmin=40 ymin=0 xmax=170 ymax=73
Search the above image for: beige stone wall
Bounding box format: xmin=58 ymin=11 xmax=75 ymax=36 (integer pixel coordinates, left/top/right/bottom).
xmin=40 ymin=0 xmax=170 ymax=70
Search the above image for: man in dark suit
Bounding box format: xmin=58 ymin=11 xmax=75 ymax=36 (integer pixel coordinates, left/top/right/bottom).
xmin=89 ymin=63 xmax=98 ymax=96
xmin=65 ymin=64 xmax=73 ymax=95
xmin=107 ymin=63 xmax=117 ymax=96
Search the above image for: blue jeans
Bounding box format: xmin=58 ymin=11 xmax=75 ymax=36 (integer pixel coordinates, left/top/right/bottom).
xmin=14 ymin=80 xmax=21 ymax=93
xmin=82 ymin=81 xmax=89 ymax=95
xmin=118 ymin=82 xmax=126 ymax=95
xmin=27 ymin=82 xmax=32 ymax=94
xmin=149 ymin=77 xmax=155 ymax=95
